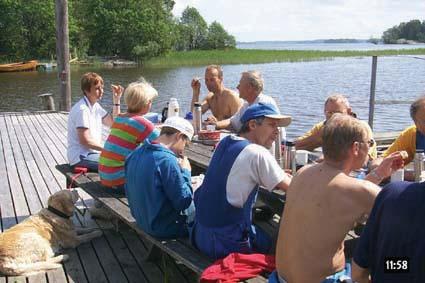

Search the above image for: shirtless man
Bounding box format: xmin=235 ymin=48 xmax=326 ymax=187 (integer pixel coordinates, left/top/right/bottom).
xmin=271 ymin=114 xmax=403 ymax=283
xmin=191 ymin=65 xmax=241 ymax=122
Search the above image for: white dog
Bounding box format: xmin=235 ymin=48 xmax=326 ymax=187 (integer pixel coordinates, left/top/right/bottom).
xmin=0 ymin=190 xmax=102 ymax=276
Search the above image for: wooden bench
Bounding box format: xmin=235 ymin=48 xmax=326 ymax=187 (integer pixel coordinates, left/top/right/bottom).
xmin=56 ymin=164 xmax=269 ymax=282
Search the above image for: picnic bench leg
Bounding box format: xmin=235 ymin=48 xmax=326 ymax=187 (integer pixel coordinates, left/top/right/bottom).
xmin=66 ymin=177 xmax=78 ymax=188
xmin=142 ymin=241 xmax=163 ymax=262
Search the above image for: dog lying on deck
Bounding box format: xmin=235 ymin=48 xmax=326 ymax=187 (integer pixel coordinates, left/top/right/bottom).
xmin=0 ymin=190 xmax=102 ymax=276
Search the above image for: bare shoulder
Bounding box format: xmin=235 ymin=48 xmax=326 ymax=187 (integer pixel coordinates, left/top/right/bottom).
xmin=223 ymin=88 xmax=239 ymax=99
xmin=205 ymin=92 xmax=214 ymax=100
xmin=340 ymin=178 xmax=380 ymax=213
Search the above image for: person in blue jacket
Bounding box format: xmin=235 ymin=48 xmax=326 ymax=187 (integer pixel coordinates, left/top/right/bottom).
xmin=191 ymin=103 xmax=293 ymax=260
xmin=125 ymin=116 xmax=195 ymax=238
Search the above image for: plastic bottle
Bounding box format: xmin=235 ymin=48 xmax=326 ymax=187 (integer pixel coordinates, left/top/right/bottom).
xmin=414 ymin=149 xmax=424 ymax=182
xmin=193 ymin=102 xmax=202 ymax=135
xmin=167 ymin=98 xmax=179 ymax=118
xmin=356 ymin=169 xmax=366 ymax=180
xmin=185 ymin=112 xmax=193 ymax=124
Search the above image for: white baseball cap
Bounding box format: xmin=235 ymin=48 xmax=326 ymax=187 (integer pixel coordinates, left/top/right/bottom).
xmin=163 ymin=116 xmax=194 ymax=140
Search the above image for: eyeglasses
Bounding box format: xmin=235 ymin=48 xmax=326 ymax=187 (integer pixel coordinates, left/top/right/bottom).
xmin=325 ymin=110 xmax=344 ymax=116
xmin=358 ymin=139 xmax=375 ymax=147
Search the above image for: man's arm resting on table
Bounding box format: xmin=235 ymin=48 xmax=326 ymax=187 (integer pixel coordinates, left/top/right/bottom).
xmin=294 ymin=135 xmax=322 ymax=151
xmin=275 ymin=174 xmax=292 ymax=192
xmin=352 ymin=261 xmax=371 ymax=283
xmin=77 ymin=128 xmax=103 ymax=151
xmin=215 ymin=118 xmax=232 ymax=130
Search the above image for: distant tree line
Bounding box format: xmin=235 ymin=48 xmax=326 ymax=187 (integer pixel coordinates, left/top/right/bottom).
xmin=0 ymin=1 xmax=235 ymax=62
xmin=382 ymin=19 xmax=425 ymax=44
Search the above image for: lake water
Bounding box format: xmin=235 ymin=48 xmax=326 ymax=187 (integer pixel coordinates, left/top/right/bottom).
xmin=1 ymin=42 xmax=425 ymax=139
xmin=237 ymin=41 xmax=425 ymax=51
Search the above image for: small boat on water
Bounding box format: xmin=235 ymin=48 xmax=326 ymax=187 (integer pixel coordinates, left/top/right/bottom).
xmin=0 ymin=60 xmax=38 ymax=72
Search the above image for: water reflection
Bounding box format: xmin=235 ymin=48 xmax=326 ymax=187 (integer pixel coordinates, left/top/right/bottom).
xmin=0 ymin=55 xmax=424 ymax=139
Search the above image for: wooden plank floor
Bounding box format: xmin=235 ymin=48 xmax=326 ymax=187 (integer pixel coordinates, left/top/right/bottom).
xmin=0 ymin=111 xmax=196 ymax=283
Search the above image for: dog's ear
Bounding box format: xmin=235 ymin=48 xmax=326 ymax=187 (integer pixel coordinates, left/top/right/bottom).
xmin=48 ymin=190 xmax=74 ymax=217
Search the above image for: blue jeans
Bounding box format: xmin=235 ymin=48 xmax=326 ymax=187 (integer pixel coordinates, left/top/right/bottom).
xmin=73 ymin=152 xmax=100 ymax=172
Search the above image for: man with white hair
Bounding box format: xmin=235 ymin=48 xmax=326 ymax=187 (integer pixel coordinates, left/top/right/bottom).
xmin=211 ymin=71 xmax=282 ymax=132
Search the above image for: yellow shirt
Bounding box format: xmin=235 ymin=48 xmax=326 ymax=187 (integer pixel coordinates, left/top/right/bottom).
xmin=298 ymin=121 xmax=324 ymax=141
xmin=297 ymin=120 xmax=378 ymax=159
xmin=382 ymin=125 xmax=416 ymax=165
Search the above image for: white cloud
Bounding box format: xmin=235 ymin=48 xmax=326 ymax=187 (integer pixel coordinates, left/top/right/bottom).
xmin=173 ymin=0 xmax=425 ymax=41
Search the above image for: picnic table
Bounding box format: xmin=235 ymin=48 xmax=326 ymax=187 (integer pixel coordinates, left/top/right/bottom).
xmin=184 ymin=138 xmax=362 ymax=258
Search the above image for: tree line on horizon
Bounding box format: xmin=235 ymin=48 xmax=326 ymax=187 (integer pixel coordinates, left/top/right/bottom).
xmin=382 ymin=19 xmax=425 ymax=44
xmin=0 ymin=0 xmax=236 ymax=62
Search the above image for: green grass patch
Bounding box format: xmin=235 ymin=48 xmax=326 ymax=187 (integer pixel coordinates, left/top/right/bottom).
xmin=144 ymin=48 xmax=425 ymax=68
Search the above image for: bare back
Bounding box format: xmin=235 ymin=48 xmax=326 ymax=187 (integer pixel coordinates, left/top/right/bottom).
xmin=205 ymin=88 xmax=241 ymax=120
xmin=275 ymin=163 xmax=379 ymax=282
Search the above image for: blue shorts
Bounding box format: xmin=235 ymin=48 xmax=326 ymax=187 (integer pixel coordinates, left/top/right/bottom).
xmin=268 ymin=263 xmax=352 ymax=283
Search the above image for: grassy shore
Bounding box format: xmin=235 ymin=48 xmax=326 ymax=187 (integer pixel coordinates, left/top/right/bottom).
xmin=144 ymin=48 xmax=425 ymax=68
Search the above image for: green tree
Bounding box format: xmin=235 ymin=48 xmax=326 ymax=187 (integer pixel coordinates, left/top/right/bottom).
xmin=179 ymin=7 xmax=208 ymax=50
xmin=0 ymin=0 xmax=56 ymax=60
xmin=382 ymin=25 xmax=401 ymax=44
xmin=75 ymin=0 xmax=175 ymax=60
xmin=205 ymin=21 xmax=236 ymax=49
xmin=382 ymin=19 xmax=425 ymax=43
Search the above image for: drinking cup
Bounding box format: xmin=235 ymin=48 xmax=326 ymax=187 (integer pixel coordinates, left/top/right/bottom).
xmin=391 ymin=169 xmax=404 ymax=182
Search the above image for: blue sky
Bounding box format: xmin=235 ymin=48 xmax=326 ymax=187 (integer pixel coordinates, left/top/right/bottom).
xmin=173 ymin=0 xmax=425 ymax=41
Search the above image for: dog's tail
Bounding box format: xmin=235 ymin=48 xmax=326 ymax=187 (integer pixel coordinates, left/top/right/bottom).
xmin=0 ymin=256 xmax=66 ymax=276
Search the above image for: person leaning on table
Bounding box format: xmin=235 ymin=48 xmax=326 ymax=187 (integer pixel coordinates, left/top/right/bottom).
xmin=125 ymin=117 xmax=195 ymax=238
xmin=269 ymin=114 xmax=404 ymax=283
xmin=372 ymin=96 xmax=425 ymax=167
xmin=191 ymin=103 xmax=292 ymax=260
xmin=295 ymin=94 xmax=377 ymax=161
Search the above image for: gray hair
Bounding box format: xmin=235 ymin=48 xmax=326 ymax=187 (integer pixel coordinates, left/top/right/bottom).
xmin=410 ymin=96 xmax=425 ymax=121
xmin=242 ymin=71 xmax=263 ymax=94
xmin=324 ymin=94 xmax=350 ymax=109
xmin=238 ymin=117 xmax=265 ymax=134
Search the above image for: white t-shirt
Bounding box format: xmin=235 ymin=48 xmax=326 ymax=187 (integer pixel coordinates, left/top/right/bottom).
xmin=67 ymin=96 xmax=108 ymax=165
xmin=224 ymin=136 xmax=289 ymax=208
xmin=229 ymin=93 xmax=286 ymax=154
xmin=230 ymin=93 xmax=279 ymax=132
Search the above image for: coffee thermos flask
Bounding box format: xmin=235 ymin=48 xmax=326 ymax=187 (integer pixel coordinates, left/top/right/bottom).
xmin=193 ymin=102 xmax=202 ymax=135
xmin=282 ymin=140 xmax=296 ymax=173
xmin=414 ymin=149 xmax=424 ymax=182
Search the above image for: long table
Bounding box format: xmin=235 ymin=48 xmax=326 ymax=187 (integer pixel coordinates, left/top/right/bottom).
xmin=184 ymin=139 xmax=362 ymax=259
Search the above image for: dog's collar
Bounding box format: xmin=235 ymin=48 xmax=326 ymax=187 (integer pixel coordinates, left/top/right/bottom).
xmin=47 ymin=205 xmax=72 ymax=219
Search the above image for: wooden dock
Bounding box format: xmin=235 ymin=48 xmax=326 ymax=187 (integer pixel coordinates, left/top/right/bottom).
xmin=0 ymin=111 xmax=196 ymax=283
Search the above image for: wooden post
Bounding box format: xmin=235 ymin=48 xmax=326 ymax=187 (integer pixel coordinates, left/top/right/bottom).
xmin=55 ymin=0 xmax=71 ymax=111
xmin=368 ymin=56 xmax=378 ymax=129
xmin=38 ymin=93 xmax=56 ymax=110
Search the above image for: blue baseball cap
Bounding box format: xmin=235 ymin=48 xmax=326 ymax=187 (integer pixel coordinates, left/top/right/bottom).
xmin=240 ymin=103 xmax=292 ymax=127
